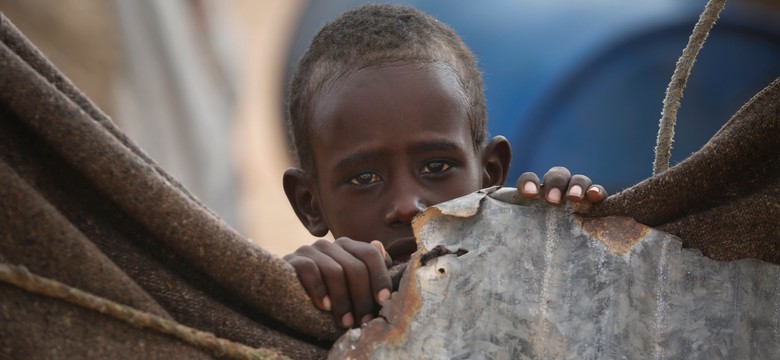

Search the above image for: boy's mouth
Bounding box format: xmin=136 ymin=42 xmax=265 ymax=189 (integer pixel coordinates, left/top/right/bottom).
xmin=384 ymin=237 xmax=417 ymax=263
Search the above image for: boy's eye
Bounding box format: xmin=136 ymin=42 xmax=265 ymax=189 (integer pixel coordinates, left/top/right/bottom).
xmin=420 ymin=160 xmax=452 ymax=174
xmin=350 ymin=171 xmax=381 ymax=185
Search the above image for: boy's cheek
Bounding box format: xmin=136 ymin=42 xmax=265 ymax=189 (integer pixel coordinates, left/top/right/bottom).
xmin=427 ymin=177 xmax=482 ymax=205
xmin=325 ymin=208 xmax=380 ymax=241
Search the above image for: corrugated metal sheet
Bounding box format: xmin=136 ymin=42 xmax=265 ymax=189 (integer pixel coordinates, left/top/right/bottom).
xmin=331 ymin=187 xmax=780 ymax=359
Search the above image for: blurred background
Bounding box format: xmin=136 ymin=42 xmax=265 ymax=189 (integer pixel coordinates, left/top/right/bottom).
xmin=1 ymin=0 xmax=778 ymax=255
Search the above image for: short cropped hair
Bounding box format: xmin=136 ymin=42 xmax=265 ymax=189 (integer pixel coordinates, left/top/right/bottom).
xmin=287 ymin=4 xmax=487 ymax=173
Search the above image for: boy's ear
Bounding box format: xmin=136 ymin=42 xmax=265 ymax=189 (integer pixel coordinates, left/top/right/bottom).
xmin=481 ymin=136 xmax=512 ymax=187
xmin=282 ymin=168 xmax=329 ymax=237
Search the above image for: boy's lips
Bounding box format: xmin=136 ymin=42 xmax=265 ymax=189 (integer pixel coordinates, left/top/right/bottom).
xmin=384 ymin=237 xmax=417 ymax=262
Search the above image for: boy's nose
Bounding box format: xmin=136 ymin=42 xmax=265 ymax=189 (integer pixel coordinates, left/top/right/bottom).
xmin=385 ymin=193 xmax=426 ymax=226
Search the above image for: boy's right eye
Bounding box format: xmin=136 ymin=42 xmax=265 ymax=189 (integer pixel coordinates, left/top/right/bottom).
xmin=349 ymin=171 xmax=381 ymax=185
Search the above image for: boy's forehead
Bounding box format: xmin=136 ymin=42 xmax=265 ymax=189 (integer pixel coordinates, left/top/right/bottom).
xmin=306 ymin=62 xmax=477 ymax=170
xmin=311 ymin=62 xmax=469 ymax=132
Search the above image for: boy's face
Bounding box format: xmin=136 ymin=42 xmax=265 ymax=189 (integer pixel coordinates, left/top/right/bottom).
xmin=290 ymin=62 xmax=506 ymax=261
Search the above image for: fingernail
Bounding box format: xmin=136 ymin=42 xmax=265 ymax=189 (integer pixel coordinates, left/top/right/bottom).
xmin=361 ymin=314 xmax=373 ymax=325
xmin=342 ymin=313 xmax=354 ymax=328
xmin=322 ymin=296 xmax=331 ymax=311
xmin=377 ymin=288 xmax=391 ymax=305
xmin=371 ymin=240 xmax=385 ymax=257
xmin=523 ymin=181 xmax=538 ymax=195
xmin=587 ymin=186 xmax=601 ymax=197
xmin=547 ymin=188 xmax=561 ymax=204
xmin=567 ymin=185 xmax=583 ymax=199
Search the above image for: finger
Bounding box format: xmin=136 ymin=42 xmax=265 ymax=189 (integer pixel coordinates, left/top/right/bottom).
xmin=586 ymin=184 xmax=608 ymax=203
xmin=515 ymin=172 xmax=540 ymax=199
xmin=370 ymin=240 xmax=393 ymax=269
xmin=542 ymin=166 xmax=571 ymax=205
xmin=566 ymin=174 xmax=592 ymax=202
xmin=305 ymin=240 xmax=356 ymax=327
xmin=284 ymin=252 xmax=330 ymax=311
xmin=359 ymin=240 xmax=393 ymax=305
xmin=336 ymin=238 xmax=392 ymax=324
xmin=316 ymin=239 xmax=375 ymax=327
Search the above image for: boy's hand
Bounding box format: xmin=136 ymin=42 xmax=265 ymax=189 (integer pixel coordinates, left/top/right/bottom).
xmin=516 ymin=166 xmax=607 ymax=205
xmin=283 ymin=238 xmax=393 ymax=328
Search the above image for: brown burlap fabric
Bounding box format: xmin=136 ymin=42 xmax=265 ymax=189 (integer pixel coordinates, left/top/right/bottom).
xmin=1 ymin=8 xmax=778 ymax=359
xmin=0 ymin=13 xmax=340 ymax=359
xmin=590 ymin=77 xmax=780 ymax=264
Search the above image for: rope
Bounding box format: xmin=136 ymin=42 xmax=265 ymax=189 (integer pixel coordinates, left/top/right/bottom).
xmin=0 ymin=262 xmax=291 ymax=360
xmin=653 ymin=0 xmax=727 ymax=175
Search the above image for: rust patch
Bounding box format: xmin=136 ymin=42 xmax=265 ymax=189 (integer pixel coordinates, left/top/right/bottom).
xmin=327 ymin=252 xmax=423 ymax=359
xmin=328 ymin=215 xmax=429 ymax=359
xmin=575 ymin=216 xmax=651 ymax=255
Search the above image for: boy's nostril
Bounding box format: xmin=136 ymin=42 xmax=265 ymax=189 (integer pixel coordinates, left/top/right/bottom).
xmin=390 ymin=219 xmax=407 ymax=228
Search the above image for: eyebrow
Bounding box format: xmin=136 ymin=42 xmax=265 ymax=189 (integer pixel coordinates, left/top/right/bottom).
xmin=333 ymin=140 xmax=465 ymax=171
xmin=408 ymin=140 xmax=462 ymax=154
xmin=334 ymin=149 xmax=388 ymax=172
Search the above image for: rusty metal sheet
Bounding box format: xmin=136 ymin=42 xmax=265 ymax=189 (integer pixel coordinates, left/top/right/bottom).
xmin=330 ymin=187 xmax=780 ymax=359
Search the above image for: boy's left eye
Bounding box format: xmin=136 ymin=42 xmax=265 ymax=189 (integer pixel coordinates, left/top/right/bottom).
xmin=420 ymin=160 xmax=452 ymax=174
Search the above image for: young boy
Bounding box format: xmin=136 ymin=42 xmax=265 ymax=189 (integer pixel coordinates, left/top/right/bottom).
xmin=282 ymin=4 xmax=606 ymax=329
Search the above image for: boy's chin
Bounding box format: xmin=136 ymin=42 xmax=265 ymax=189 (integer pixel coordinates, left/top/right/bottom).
xmin=384 ymin=237 xmax=417 ymax=264
xmin=392 ymin=253 xmax=412 ymax=265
